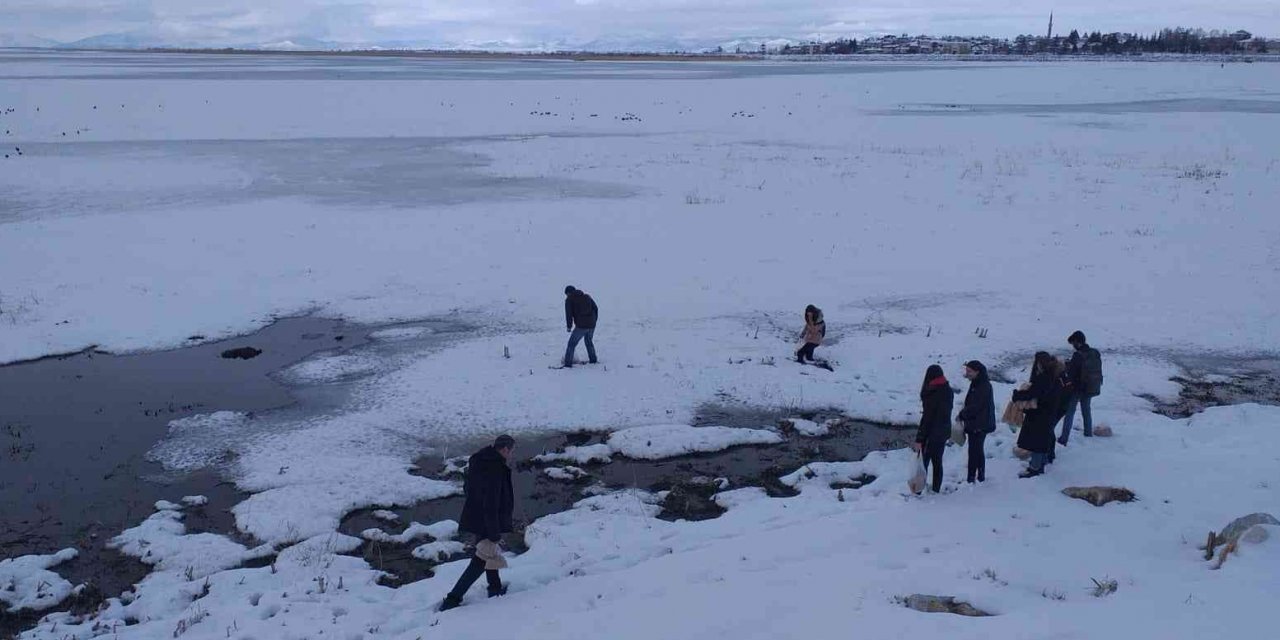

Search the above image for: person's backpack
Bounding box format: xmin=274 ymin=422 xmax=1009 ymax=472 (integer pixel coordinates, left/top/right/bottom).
xmin=1082 ymin=348 xmax=1104 ymax=396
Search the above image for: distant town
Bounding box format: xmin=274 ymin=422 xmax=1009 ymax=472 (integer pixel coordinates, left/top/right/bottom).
xmin=750 ymin=26 xmax=1272 ymax=57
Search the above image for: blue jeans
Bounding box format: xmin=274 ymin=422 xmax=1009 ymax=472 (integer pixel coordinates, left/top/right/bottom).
xmin=1060 ymin=394 xmax=1093 ymax=442
xmin=1030 ymin=451 xmax=1048 ymax=472
xmin=564 ymin=328 xmax=596 ymax=366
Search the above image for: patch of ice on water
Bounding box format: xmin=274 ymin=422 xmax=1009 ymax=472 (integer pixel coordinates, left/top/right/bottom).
xmin=279 ymin=353 xmax=381 ymax=384
xmin=607 ymin=424 xmax=782 ymax=460
xmin=544 ymin=466 xmax=590 ymax=482
xmin=149 ymin=411 xmax=252 ymax=472
xmin=412 ymin=540 xmax=467 ymax=562
xmin=181 ymin=495 xmax=209 ymax=507
xmin=534 ymin=443 xmax=614 ymax=465
xmin=783 ymin=418 xmax=830 ymax=437
xmin=424 ymin=520 xmax=459 ymax=540
xmin=441 ymin=455 xmax=469 ymax=476
xmin=368 ymin=326 xmax=434 ymax=341
xmin=371 ymin=509 xmax=400 ymax=522
xmin=360 ymin=519 xmax=458 ymax=545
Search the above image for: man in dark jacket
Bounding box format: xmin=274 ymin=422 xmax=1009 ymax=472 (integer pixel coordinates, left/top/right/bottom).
xmin=957 ymin=360 xmax=996 ymax=483
xmin=562 ymin=286 xmax=599 ymax=368
xmin=1059 ymin=330 xmax=1102 ymax=444
xmin=913 ymin=364 xmax=953 ymax=493
xmin=440 ymin=435 xmax=516 ymax=611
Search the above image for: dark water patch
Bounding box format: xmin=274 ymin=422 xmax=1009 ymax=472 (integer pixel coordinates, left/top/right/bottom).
xmin=1142 ymin=358 xmax=1280 ymax=418
xmin=0 ymin=317 xmax=375 ymax=628
xmin=338 ymin=417 xmax=914 ymax=584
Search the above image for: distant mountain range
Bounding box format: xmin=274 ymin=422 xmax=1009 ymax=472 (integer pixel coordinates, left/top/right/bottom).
xmin=0 ymin=31 xmax=796 ymax=54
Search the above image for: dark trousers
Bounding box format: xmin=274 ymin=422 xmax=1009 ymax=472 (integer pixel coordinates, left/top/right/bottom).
xmin=966 ymin=432 xmax=987 ymax=482
xmin=564 ymin=328 xmax=597 ymax=366
xmin=921 ymin=442 xmax=945 ymax=493
xmin=446 ymin=552 xmax=502 ymax=601
xmin=796 ymin=342 xmax=818 ymax=362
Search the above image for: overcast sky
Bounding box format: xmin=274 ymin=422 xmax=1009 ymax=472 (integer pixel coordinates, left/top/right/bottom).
xmin=4 ymin=0 xmax=1276 ymax=47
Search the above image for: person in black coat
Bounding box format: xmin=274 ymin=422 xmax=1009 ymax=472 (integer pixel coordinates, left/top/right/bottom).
xmin=1013 ymin=352 xmax=1064 ymax=478
xmin=562 ymin=286 xmax=599 ymax=368
xmin=913 ymin=364 xmax=953 ymax=493
xmin=957 ymin=360 xmax=996 ymax=483
xmin=441 ymin=435 xmax=516 ymax=611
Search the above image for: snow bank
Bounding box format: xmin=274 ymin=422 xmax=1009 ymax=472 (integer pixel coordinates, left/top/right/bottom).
xmin=0 ymin=549 xmax=79 ymax=613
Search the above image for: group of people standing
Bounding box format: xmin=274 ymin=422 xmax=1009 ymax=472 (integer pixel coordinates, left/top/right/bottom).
xmin=913 ymin=330 xmax=1104 ymax=493
xmin=441 ymin=297 xmax=1103 ymax=611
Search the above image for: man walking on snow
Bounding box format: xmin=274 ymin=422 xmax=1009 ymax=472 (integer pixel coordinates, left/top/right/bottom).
xmin=440 ymin=435 xmax=516 ymax=611
xmin=563 ymin=286 xmax=599 ymax=368
xmin=1059 ymin=330 xmax=1103 ymax=444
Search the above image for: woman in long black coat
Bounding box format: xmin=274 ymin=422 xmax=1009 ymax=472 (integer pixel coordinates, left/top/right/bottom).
xmin=1012 ymin=352 xmax=1064 ymax=478
xmin=958 ymin=360 xmax=996 ymax=483
xmin=914 ymin=364 xmax=953 ymax=493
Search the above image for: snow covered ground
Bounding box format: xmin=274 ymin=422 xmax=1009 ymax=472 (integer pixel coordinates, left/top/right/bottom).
xmin=2 ymin=52 xmax=1279 ymax=638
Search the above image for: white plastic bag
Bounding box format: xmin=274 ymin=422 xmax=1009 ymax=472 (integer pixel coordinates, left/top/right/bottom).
xmin=907 ymin=453 xmax=927 ymax=494
xmin=951 ymin=420 xmax=967 ymax=446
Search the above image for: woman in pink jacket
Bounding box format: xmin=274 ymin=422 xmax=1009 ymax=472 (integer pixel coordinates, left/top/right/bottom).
xmin=796 ymin=305 xmax=826 ymax=363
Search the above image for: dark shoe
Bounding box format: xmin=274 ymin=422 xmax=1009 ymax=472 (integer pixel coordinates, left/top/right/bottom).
xmin=1018 ymin=468 xmax=1043 ymax=479
xmin=1083 ymin=432 xmax=1093 ymax=438
xmin=1057 ymin=437 xmax=1068 ymax=446
xmin=487 ymin=584 xmax=508 ymax=598
xmin=588 ymin=359 xmax=598 ymax=365
xmin=439 ymin=595 xmax=463 ymax=612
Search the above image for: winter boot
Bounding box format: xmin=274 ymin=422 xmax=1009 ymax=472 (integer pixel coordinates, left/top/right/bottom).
xmin=487 ymin=584 xmax=508 ymax=598
xmin=1018 ymin=467 xmax=1043 ymax=479
xmin=439 ymin=595 xmax=463 ymax=612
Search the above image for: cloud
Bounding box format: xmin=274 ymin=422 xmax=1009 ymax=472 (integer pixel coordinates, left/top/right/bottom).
xmin=3 ymin=0 xmax=1276 ymax=49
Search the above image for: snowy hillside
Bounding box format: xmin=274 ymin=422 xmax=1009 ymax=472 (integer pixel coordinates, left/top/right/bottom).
xmin=1 ymin=52 xmax=1278 ymax=639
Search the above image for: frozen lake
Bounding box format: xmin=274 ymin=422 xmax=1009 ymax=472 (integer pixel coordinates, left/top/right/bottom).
xmin=1 ymin=50 xmax=1278 ymax=640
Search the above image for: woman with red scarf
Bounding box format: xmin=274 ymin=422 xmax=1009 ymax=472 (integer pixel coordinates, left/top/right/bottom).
xmin=913 ymin=364 xmax=954 ymax=493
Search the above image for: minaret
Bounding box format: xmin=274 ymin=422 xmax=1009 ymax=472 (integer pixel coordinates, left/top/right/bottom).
xmin=1047 ymin=11 xmax=1054 ymax=39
